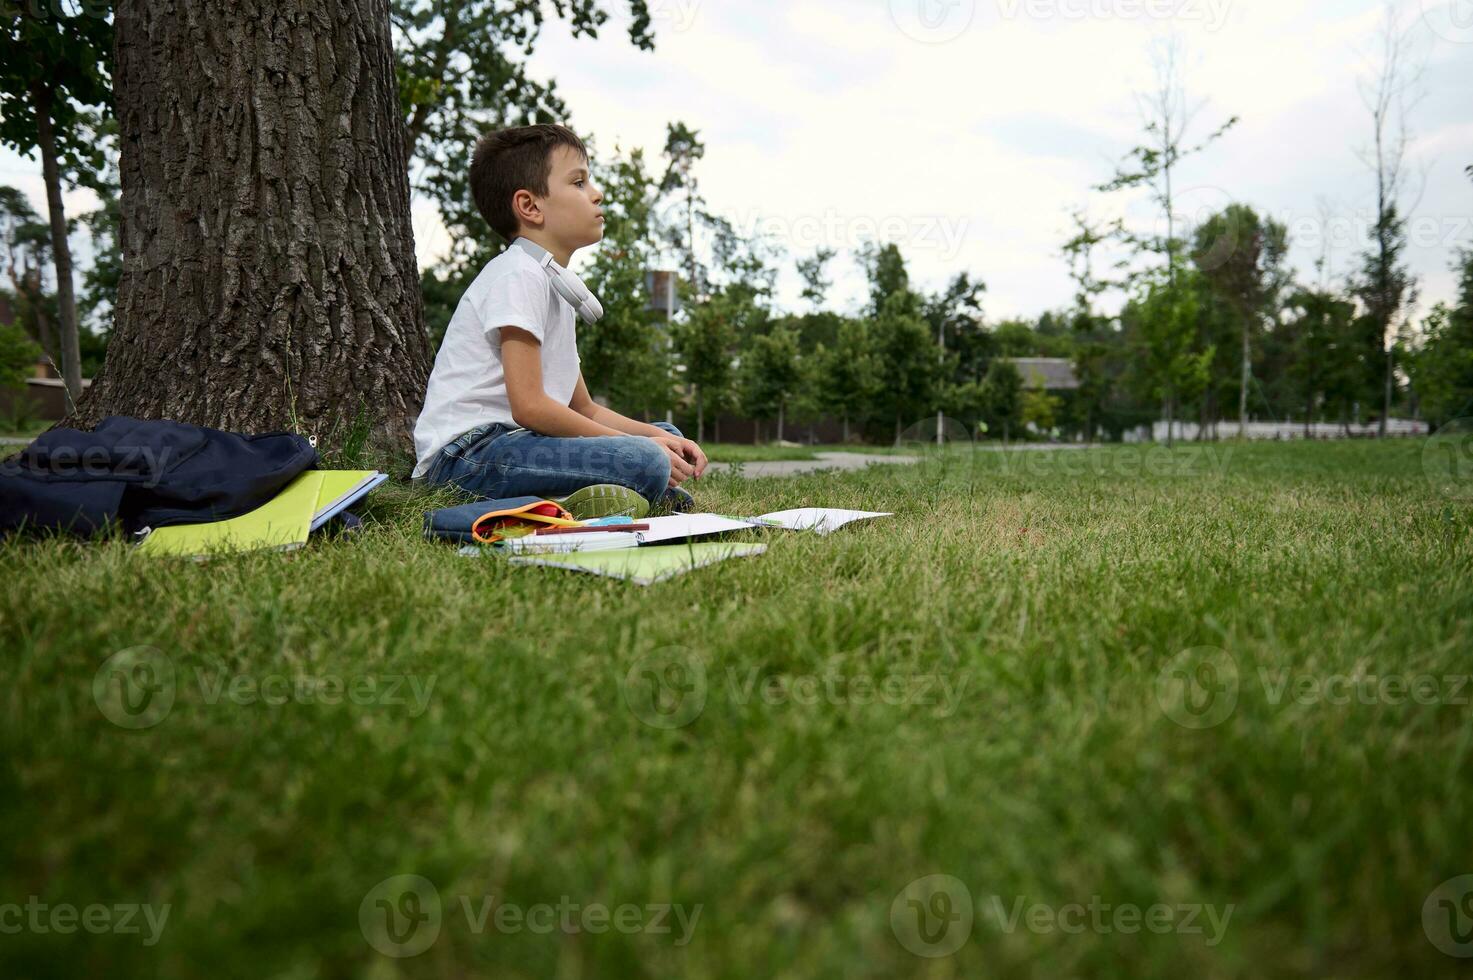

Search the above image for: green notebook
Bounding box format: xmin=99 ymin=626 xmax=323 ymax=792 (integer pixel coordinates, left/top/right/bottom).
xmin=137 ymin=472 xmax=325 ymax=558
xmin=506 ymin=541 xmax=767 ymax=585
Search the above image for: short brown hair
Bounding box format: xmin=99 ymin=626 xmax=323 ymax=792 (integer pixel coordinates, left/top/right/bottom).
xmin=470 ymin=124 xmax=589 ymax=242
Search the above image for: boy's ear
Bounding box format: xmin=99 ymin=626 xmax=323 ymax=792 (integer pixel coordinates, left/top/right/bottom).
xmin=512 ymin=189 xmax=542 ymax=230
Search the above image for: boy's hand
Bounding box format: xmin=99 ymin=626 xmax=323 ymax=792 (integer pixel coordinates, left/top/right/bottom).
xmin=650 ymin=435 xmax=707 ymax=487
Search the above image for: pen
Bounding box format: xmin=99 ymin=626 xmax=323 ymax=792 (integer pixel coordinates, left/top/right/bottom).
xmin=533 ymin=523 xmax=651 ymax=536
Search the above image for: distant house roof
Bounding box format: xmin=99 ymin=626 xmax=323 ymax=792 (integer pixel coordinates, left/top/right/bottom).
xmin=1004 ymin=357 xmax=1078 ymax=391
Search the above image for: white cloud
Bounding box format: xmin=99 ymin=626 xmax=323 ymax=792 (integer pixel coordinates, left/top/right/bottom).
xmin=510 ymin=0 xmax=1469 ymax=321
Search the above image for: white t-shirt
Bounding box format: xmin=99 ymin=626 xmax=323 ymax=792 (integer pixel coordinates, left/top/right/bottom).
xmin=412 ymin=248 xmax=581 ymax=478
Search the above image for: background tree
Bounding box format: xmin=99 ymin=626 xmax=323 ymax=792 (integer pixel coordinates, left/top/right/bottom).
xmin=393 ymin=0 xmax=653 ymax=276
xmin=0 ymin=186 xmax=57 ymax=364
xmin=579 ymin=144 xmax=670 ymax=415
xmin=0 ymin=2 xmax=113 ymax=406
xmin=814 ymin=317 xmax=877 ymax=443
xmin=1353 ymin=0 xmax=1425 ymax=435
xmin=870 ymin=291 xmax=939 ymax=444
xmin=738 ymin=324 xmax=801 ymax=442
xmin=659 ymin=121 xmax=709 ymax=296
xmin=1094 ymin=35 xmax=1238 ymax=291
xmin=1021 ymin=388 xmax=1061 ymax=436
xmin=976 ymin=359 xmax=1022 ymax=441
xmin=1278 ymin=286 xmax=1359 ymax=435
xmin=1190 ymin=203 xmax=1289 ymax=436
xmin=76 ymin=0 xmax=433 ymax=449
xmin=672 ymin=289 xmax=736 ymax=442
xmin=1407 ymin=249 xmax=1473 ymax=427
xmin=796 ymin=246 xmax=835 ymax=311
xmin=1125 ymin=267 xmax=1215 ymax=446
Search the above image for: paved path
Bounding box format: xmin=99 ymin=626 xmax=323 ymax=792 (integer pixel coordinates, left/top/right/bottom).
xmin=705 ymin=444 xmax=1096 ymax=479
xmin=706 ymin=452 xmax=921 ymax=478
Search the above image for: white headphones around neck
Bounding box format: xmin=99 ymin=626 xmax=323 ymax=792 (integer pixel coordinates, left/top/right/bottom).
xmin=511 ymin=237 xmax=604 ymax=324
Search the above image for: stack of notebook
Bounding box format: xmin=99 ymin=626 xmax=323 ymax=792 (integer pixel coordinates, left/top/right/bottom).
xmin=137 ymin=470 xmax=387 ymax=559
xmin=466 ymin=508 xmax=892 ymax=585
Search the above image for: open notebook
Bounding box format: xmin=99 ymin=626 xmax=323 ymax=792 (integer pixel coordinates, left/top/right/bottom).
xmin=504 ymin=542 xmax=767 ymax=585
xmin=137 ymin=470 xmax=386 ymax=558
xmin=634 ymin=508 xmax=892 ymax=544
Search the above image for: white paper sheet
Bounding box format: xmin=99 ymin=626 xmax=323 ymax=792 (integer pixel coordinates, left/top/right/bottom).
xmin=497 ymin=532 xmax=640 ymax=554
xmin=752 ymin=508 xmax=893 ymax=535
xmin=633 ymin=514 xmax=766 ymax=544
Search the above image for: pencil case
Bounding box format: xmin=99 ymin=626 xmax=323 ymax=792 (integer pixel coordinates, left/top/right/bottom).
xmin=423 ymin=497 xmax=579 ymax=545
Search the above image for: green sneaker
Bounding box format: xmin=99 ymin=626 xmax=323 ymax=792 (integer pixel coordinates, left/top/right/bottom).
xmin=551 ymin=484 xmax=649 ymax=521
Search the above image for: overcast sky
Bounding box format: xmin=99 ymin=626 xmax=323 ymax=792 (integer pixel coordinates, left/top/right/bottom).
xmin=464 ymin=0 xmax=1470 ymax=324
xmin=3 ymin=0 xmax=1467 ymax=329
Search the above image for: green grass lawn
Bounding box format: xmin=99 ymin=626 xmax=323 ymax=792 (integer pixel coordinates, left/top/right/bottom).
xmin=3 ymin=440 xmax=1471 ymax=978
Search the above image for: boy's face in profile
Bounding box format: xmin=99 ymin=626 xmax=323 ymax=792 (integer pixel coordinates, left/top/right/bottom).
xmin=528 ymin=145 xmax=604 ymax=251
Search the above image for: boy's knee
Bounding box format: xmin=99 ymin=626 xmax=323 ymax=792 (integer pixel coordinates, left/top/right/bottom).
xmin=613 ymin=437 xmax=670 ymax=501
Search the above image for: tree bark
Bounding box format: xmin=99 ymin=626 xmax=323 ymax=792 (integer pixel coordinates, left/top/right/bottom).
xmin=76 ymin=0 xmax=431 ymax=449
xmin=31 ymin=83 xmax=83 ymax=409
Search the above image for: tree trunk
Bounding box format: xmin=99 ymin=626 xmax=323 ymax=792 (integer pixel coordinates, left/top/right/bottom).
xmin=695 ymin=386 xmax=704 ymax=443
xmin=776 ymin=399 xmax=785 ymax=443
xmin=1381 ymin=346 xmax=1393 ymax=437
xmin=1239 ymin=314 xmax=1250 ymax=439
xmin=75 ymin=0 xmax=431 ymax=449
xmin=31 ymin=83 xmax=83 ymax=409
xmin=841 ymin=413 xmax=849 ymax=443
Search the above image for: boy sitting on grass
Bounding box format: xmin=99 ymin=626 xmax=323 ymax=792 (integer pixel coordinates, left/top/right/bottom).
xmin=412 ymin=123 xmax=706 ymax=518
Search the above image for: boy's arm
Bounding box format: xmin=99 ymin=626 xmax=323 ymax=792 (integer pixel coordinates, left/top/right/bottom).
xmin=501 ymin=328 xmax=627 ymax=438
xmin=569 ymin=374 xmax=672 ymax=439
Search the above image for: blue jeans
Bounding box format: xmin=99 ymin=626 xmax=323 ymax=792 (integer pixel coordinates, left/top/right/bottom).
xmin=424 ymin=420 xmax=690 ymax=507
